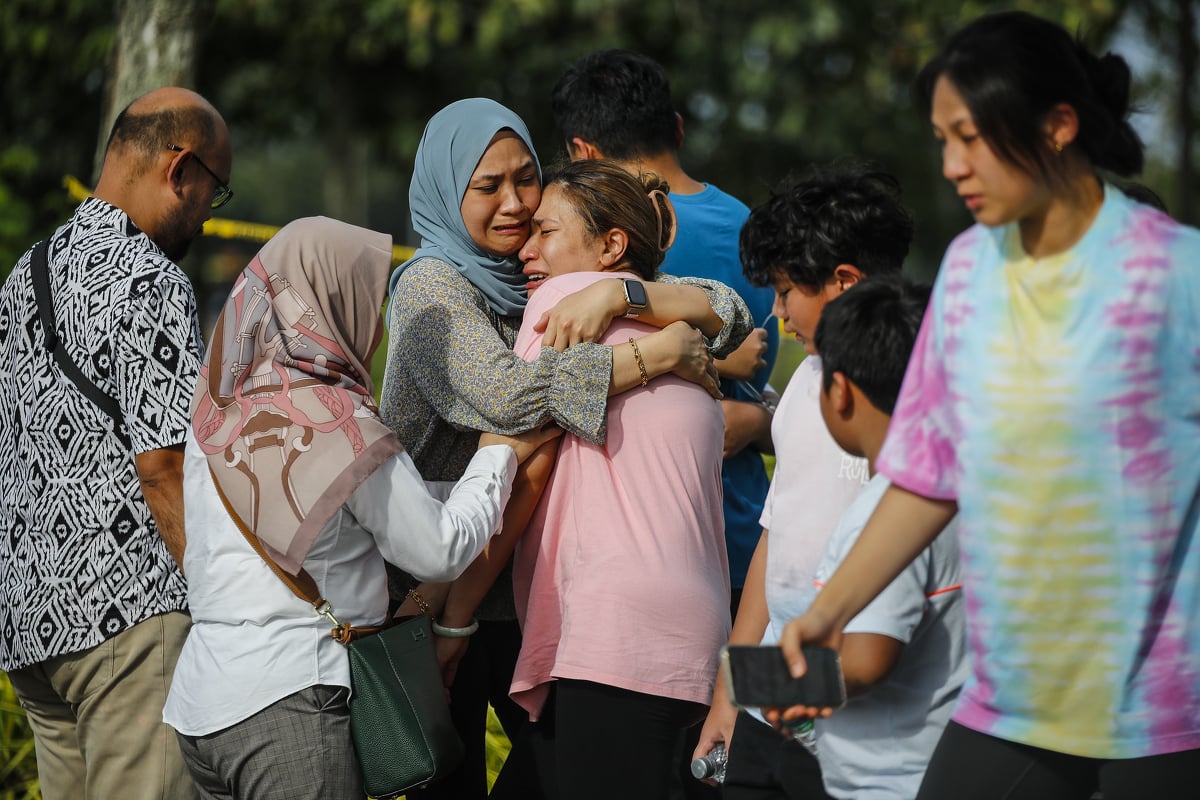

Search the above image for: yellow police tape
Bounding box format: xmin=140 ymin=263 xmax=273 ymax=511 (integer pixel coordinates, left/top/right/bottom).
xmin=64 ymin=175 xmax=416 ymax=266
xmin=66 ymin=175 xmax=788 ymax=339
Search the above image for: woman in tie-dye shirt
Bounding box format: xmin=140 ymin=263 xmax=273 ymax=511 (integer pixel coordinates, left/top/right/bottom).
xmin=776 ymin=11 xmax=1200 ymax=799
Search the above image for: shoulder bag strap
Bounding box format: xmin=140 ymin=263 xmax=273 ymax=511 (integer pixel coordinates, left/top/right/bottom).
xmin=208 ymin=468 xmax=381 ymax=644
xmin=30 ymin=238 xmax=130 ymax=443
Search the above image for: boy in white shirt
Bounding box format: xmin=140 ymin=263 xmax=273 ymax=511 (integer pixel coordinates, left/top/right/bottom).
xmin=808 ymin=276 xmax=968 ymax=800
xmin=694 ymin=166 xmax=916 ymax=799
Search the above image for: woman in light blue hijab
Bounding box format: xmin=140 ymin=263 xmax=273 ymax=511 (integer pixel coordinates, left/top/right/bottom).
xmin=379 ymin=97 xmax=751 ymax=800
xmin=388 ymin=98 xmax=536 ymax=317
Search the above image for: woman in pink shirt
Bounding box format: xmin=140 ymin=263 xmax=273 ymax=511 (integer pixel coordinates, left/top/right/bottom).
xmin=498 ymin=160 xmax=730 ymax=799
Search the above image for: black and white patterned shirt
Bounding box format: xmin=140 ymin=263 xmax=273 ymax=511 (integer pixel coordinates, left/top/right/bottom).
xmin=0 ymin=198 xmax=199 ymax=671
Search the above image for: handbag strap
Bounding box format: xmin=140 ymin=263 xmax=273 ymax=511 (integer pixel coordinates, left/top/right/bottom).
xmin=30 ymin=237 xmax=131 ymax=446
xmin=208 ymin=467 xmax=383 ymax=644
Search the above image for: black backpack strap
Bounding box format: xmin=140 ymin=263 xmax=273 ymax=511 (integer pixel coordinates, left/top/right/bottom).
xmin=30 ymin=238 xmax=129 ymax=443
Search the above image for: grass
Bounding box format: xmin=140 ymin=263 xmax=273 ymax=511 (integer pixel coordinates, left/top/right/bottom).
xmin=0 ymin=673 xmax=40 ymax=800
xmin=484 ymin=705 xmax=511 ymax=790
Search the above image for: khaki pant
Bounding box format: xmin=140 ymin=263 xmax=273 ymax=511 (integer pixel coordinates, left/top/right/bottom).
xmin=7 ymin=611 xmax=195 ymax=800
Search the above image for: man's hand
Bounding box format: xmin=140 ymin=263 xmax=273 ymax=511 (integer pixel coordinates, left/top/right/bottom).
xmin=714 ymin=327 xmax=768 ymax=381
xmin=720 ymin=399 xmax=773 ymax=459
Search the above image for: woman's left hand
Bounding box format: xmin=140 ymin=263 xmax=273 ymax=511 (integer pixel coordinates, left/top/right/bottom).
xmin=655 ymin=321 xmax=721 ymax=398
xmin=435 ymin=635 xmax=470 ymax=690
xmin=534 ymin=280 xmax=623 ymax=351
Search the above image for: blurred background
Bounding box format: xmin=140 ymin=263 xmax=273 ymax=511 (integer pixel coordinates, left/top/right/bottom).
xmin=1 ymin=0 xmax=1196 ymax=797
xmin=3 ymin=1 xmax=1195 ymax=325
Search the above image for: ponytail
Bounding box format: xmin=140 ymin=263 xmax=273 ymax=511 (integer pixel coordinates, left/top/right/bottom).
xmin=1075 ymin=47 xmax=1144 ymax=175
xmin=916 ymin=11 xmax=1145 ymax=179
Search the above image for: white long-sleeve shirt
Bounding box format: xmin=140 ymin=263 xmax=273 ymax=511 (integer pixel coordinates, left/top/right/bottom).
xmin=163 ymin=429 xmax=515 ymax=736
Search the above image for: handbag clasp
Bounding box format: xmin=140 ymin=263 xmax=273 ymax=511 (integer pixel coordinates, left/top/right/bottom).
xmin=315 ymin=600 xmax=341 ymax=627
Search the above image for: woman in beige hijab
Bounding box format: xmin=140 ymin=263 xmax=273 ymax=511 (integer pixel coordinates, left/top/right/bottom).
xmin=163 ymin=216 xmax=555 ymax=799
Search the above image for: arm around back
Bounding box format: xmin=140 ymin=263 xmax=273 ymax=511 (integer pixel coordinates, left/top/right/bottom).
xmin=346 ymin=444 xmax=518 ymax=582
xmin=533 ymin=272 xmax=753 ymax=356
xmin=648 ymin=273 xmax=752 ymax=356
xmin=439 ymin=437 xmax=559 ymax=628
xmin=384 ymin=260 xmax=610 ymax=442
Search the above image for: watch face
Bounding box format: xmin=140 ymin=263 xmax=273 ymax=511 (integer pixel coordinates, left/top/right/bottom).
xmin=624 ymin=279 xmax=648 ymax=307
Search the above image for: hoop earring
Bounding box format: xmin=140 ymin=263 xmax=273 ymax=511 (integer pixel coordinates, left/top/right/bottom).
xmin=1054 ymin=141 xmax=1064 ymax=154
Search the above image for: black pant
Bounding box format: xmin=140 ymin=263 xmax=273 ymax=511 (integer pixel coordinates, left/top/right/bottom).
xmin=515 ymin=679 xmax=707 ymax=800
xmin=722 ymin=711 xmax=831 ymax=800
xmin=409 ymin=619 xmax=541 ymax=800
xmin=917 ymin=721 xmax=1200 ymax=800
xmin=670 ymin=587 xmax=744 ymax=800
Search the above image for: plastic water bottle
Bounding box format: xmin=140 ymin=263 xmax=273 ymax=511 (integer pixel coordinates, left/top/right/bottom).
xmin=690 ymin=742 xmax=728 ymax=784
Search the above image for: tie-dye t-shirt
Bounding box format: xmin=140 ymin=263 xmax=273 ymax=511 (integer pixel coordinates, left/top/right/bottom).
xmin=877 ymin=186 xmax=1200 ymax=759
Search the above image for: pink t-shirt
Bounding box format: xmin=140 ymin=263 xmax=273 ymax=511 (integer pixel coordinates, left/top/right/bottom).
xmin=510 ymin=271 xmax=730 ymax=719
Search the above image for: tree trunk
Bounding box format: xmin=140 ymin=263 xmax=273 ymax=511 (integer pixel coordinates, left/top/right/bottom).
xmin=1176 ymin=0 xmax=1197 ymax=224
xmin=322 ymin=126 xmax=371 ymax=226
xmin=93 ymin=0 xmax=203 ymax=182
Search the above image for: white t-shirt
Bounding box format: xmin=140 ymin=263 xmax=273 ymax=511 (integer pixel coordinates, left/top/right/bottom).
xmin=759 ymin=356 xmax=869 ymax=646
xmin=813 ymin=474 xmax=968 ymax=800
xmin=163 ymin=431 xmax=516 ymax=736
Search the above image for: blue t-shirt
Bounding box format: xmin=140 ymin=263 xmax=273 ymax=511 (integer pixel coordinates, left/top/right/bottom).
xmin=661 ymin=183 xmax=778 ymax=588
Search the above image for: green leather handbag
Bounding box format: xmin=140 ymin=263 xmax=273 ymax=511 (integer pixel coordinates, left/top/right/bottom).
xmin=343 ymin=614 xmax=464 ymax=798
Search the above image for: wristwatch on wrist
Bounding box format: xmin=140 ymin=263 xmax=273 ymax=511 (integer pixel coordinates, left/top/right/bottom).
xmin=623 ymin=279 xmax=649 ymax=318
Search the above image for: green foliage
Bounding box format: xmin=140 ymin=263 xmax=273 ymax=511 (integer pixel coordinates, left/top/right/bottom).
xmin=0 ymin=673 xmax=40 ymax=800
xmin=0 ymin=0 xmax=113 ymax=275
xmin=196 ymin=0 xmax=1143 ymax=279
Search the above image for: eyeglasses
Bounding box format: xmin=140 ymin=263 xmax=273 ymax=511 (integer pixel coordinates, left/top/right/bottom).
xmin=166 ymin=143 xmax=234 ymax=209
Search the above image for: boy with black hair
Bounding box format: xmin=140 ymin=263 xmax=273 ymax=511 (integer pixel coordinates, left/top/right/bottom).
xmin=694 ymin=165 xmax=915 ymax=799
xmin=809 ymin=276 xmax=966 ymax=800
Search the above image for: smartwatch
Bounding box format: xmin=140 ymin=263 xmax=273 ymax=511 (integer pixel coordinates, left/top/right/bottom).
xmin=623 ymin=279 xmax=649 ymax=318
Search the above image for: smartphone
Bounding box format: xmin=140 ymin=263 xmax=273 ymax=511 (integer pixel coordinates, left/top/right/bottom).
xmin=720 ymin=644 xmax=847 ymax=710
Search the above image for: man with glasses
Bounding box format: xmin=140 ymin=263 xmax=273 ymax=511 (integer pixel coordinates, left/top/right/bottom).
xmin=0 ymin=86 xmax=232 ymax=800
xmin=166 ymin=142 xmax=234 ymax=211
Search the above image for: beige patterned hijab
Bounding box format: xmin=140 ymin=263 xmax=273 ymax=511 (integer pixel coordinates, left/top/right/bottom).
xmin=192 ymin=216 xmax=402 ymax=574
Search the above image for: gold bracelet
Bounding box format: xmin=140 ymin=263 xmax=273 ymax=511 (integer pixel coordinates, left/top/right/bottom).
xmin=629 ymin=338 xmax=649 ymax=387
xmin=406 ymin=587 xmax=431 ymax=616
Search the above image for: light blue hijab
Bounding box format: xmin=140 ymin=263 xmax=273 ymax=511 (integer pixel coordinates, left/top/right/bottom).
xmin=388 ymin=98 xmax=541 ymax=317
